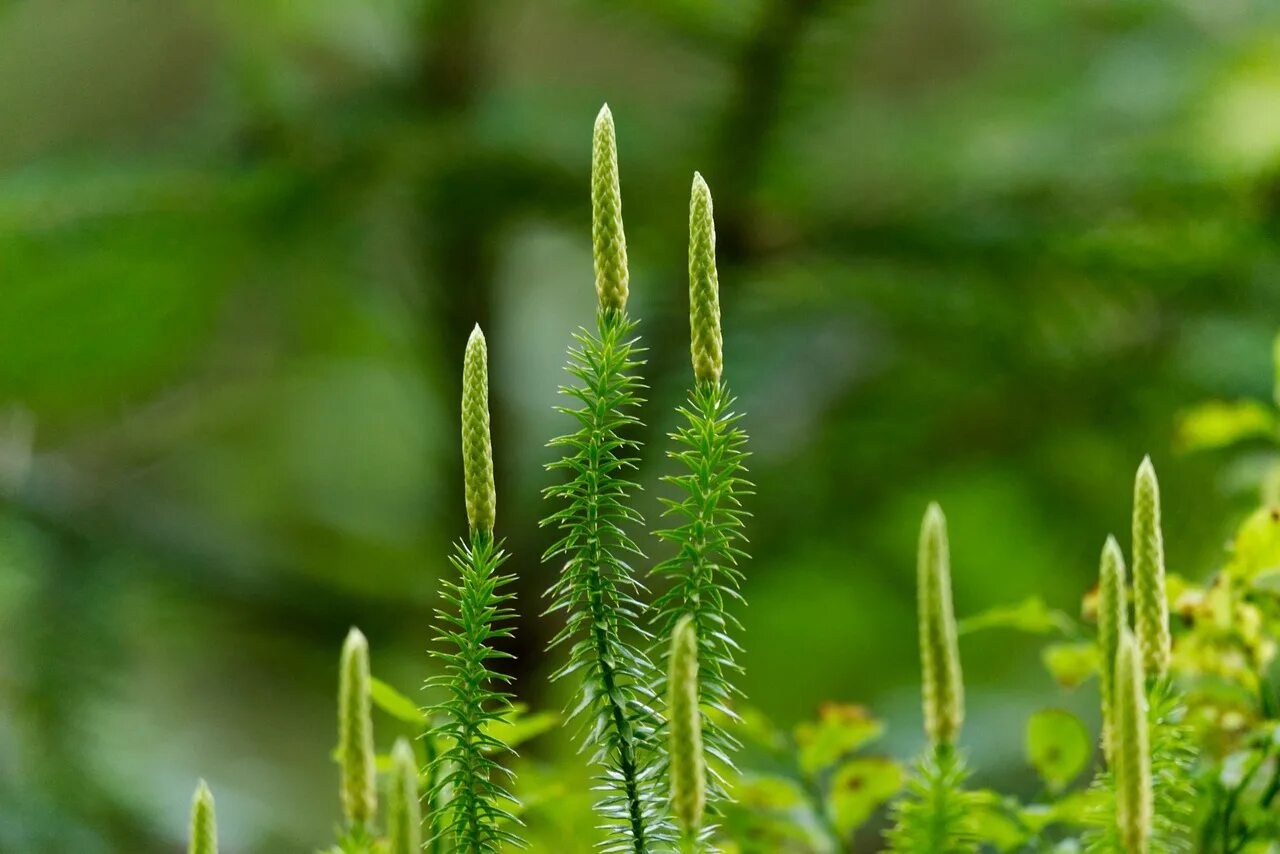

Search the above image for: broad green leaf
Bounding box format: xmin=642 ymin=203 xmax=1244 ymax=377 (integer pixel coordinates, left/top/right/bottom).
xmin=825 ymin=757 xmax=902 ymax=836
xmin=1252 ymin=566 xmax=1280 ymax=595
xmin=1025 ymin=709 xmax=1091 ymax=791
xmin=794 ymin=704 xmax=884 ymax=776
xmin=1226 ymin=506 xmax=1280 ymax=579
xmin=483 ymin=705 xmax=559 ymax=750
xmin=733 ymin=775 xmax=807 ymax=811
xmin=968 ymin=790 xmax=1028 ymax=851
xmin=370 ymin=677 xmax=426 ymax=725
xmin=1174 ymin=399 xmax=1275 ymax=453
xmin=958 ymin=596 xmax=1076 ymax=636
xmin=1042 ymin=642 xmax=1098 ymax=689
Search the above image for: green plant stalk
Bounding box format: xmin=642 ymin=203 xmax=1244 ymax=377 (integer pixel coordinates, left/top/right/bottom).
xmin=387 ymin=737 xmax=422 ymax=854
xmin=652 ymin=173 xmax=752 ymax=813
xmin=1132 ymin=457 xmax=1170 ymax=679
xmin=1098 ymin=536 xmax=1127 ymax=765
xmin=189 ymin=780 xmax=217 ymax=854
xmin=668 ymin=615 xmax=706 ymax=848
xmin=1115 ymin=630 xmax=1152 ymax=854
xmin=429 ymin=326 xmax=521 ymax=853
xmin=543 ymin=106 xmax=669 ymax=852
xmin=339 ymin=627 xmax=377 ymax=829
xmin=918 ymin=503 xmax=964 ymax=749
xmin=886 ymin=745 xmax=976 ymax=853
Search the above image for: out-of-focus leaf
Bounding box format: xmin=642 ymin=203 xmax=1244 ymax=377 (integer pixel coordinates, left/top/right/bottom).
xmin=370 ymin=677 xmax=426 ymax=725
xmin=825 ymin=757 xmax=902 ymax=836
xmin=1042 ymin=642 xmax=1098 ymax=689
xmin=958 ymin=596 xmax=1076 ymax=636
xmin=733 ymin=775 xmax=807 ymax=811
xmin=1174 ymin=400 xmax=1275 ymax=453
xmin=794 ymin=703 xmax=884 ymax=776
xmin=483 ymin=704 xmax=558 ymax=751
xmin=968 ymin=790 xmax=1028 ymax=851
xmin=1025 ymin=709 xmax=1091 ymax=792
xmin=1227 ymin=506 xmax=1280 ymax=579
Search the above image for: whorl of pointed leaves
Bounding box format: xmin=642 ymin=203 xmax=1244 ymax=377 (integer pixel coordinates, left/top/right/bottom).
xmin=338 ymin=628 xmax=376 ymax=827
xmin=462 ymin=325 xmax=496 ymax=535
xmin=1098 ymin=536 xmax=1127 ymax=765
xmin=541 ymin=111 xmax=669 ymax=853
xmin=688 ymin=173 xmax=723 ymax=385
xmin=387 ymin=737 xmax=423 ymax=854
xmin=1132 ymin=457 xmax=1170 ymax=679
xmin=886 ymin=746 xmax=977 ymax=854
xmin=592 ymin=104 xmax=629 ymax=312
xmin=1114 ymin=631 xmax=1152 ymax=854
xmin=189 ymin=780 xmax=217 ymax=854
xmin=918 ymin=504 xmax=964 ymax=748
xmin=668 ymin=616 xmax=706 ymax=842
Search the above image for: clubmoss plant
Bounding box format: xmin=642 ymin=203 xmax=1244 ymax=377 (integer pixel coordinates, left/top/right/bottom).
xmin=189 ymin=780 xmax=216 ymax=854
xmin=386 ymin=737 xmax=422 ymax=854
xmin=1097 ymin=536 xmax=1127 ymax=764
xmin=542 ymin=105 xmax=669 ymax=852
xmin=1114 ymin=630 xmax=1152 ymax=854
xmin=339 ymin=627 xmax=377 ymax=830
xmin=428 ymin=325 xmax=522 ymax=853
xmin=651 ymin=173 xmax=752 ymax=814
xmin=887 ymin=503 xmax=975 ymax=853
xmin=668 ymin=615 xmax=706 ymax=851
xmin=1132 ymin=457 xmax=1170 ymax=680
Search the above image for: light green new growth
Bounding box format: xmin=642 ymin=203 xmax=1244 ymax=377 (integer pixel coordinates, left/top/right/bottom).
xmin=688 ymin=173 xmax=723 ymax=384
xmin=918 ymin=503 xmax=964 ymax=748
xmin=668 ymin=616 xmax=706 ymax=844
xmin=338 ymin=627 xmax=376 ymax=827
xmin=592 ymin=104 xmax=628 ymax=312
xmin=1114 ymin=630 xmax=1152 ymax=854
xmin=387 ymin=737 xmax=422 ymax=854
xmin=189 ymin=780 xmax=217 ymax=854
xmin=1132 ymin=457 xmax=1170 ymax=679
xmin=462 ymin=325 xmax=496 ymax=535
xmin=1098 ymin=536 xmax=1128 ymax=765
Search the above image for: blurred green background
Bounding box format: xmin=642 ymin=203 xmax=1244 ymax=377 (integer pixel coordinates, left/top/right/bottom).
xmin=3 ymin=0 xmax=1280 ymax=850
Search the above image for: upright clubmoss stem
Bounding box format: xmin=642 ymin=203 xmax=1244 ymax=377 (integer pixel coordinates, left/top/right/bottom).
xmin=462 ymin=325 xmax=496 ymax=537
xmin=1098 ymin=536 xmax=1128 ymax=765
xmin=918 ymin=503 xmax=964 ymax=748
xmin=668 ymin=615 xmax=706 ymax=846
xmin=1115 ymin=630 xmax=1152 ymax=854
xmin=688 ymin=173 xmax=723 ymax=385
xmin=189 ymin=780 xmax=217 ymax=854
xmin=592 ymin=104 xmax=629 ymax=313
xmin=1132 ymin=457 xmax=1170 ymax=679
xmin=387 ymin=737 xmax=422 ymax=854
xmin=338 ymin=627 xmax=376 ymax=827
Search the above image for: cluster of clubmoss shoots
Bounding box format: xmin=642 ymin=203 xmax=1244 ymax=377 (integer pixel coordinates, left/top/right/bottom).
xmin=651 ymin=173 xmax=752 ymax=817
xmin=339 ymin=627 xmax=378 ymax=846
xmin=667 ymin=616 xmax=707 ymax=852
xmin=887 ymin=504 xmax=976 ymax=853
xmin=427 ymin=326 xmax=522 ymax=853
xmin=188 ymin=780 xmax=217 ymax=854
xmin=542 ymin=104 xmax=671 ymax=852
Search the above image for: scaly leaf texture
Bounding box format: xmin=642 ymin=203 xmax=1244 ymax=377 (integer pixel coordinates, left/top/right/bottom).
xmin=592 ymin=104 xmax=629 ymax=313
xmin=1132 ymin=457 xmax=1170 ymax=679
xmin=387 ymin=737 xmax=423 ymax=854
xmin=668 ymin=616 xmax=706 ymax=848
xmin=918 ymin=503 xmax=964 ymax=749
xmin=189 ymin=780 xmax=217 ymax=854
xmin=462 ymin=325 xmax=497 ymax=536
xmin=428 ymin=532 xmax=522 ymax=853
xmin=1115 ymin=631 xmax=1152 ymax=854
xmin=886 ymin=745 xmax=977 ymax=854
xmin=339 ymin=628 xmax=377 ymax=828
xmin=651 ymin=174 xmax=752 ymax=824
xmin=542 ymin=307 xmax=671 ymax=852
xmin=1097 ymin=536 xmax=1127 ymax=766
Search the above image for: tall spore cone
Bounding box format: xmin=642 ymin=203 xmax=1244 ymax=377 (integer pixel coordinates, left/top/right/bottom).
xmin=918 ymin=503 xmax=963 ymax=748
xmin=592 ymin=104 xmax=628 ymax=313
xmin=1132 ymin=457 xmax=1170 ymax=679
xmin=387 ymin=737 xmax=423 ymax=854
xmin=668 ymin=616 xmax=706 ymax=846
xmin=429 ymin=325 xmax=521 ymax=853
xmin=543 ymin=106 xmax=669 ymax=851
xmin=1114 ymin=631 xmax=1152 ymax=854
xmin=462 ymin=325 xmax=496 ymax=535
xmin=1097 ymin=536 xmax=1128 ymax=765
xmin=652 ymin=172 xmax=752 ymax=814
xmin=339 ymin=627 xmax=377 ymax=827
xmin=189 ymin=780 xmax=217 ymax=854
